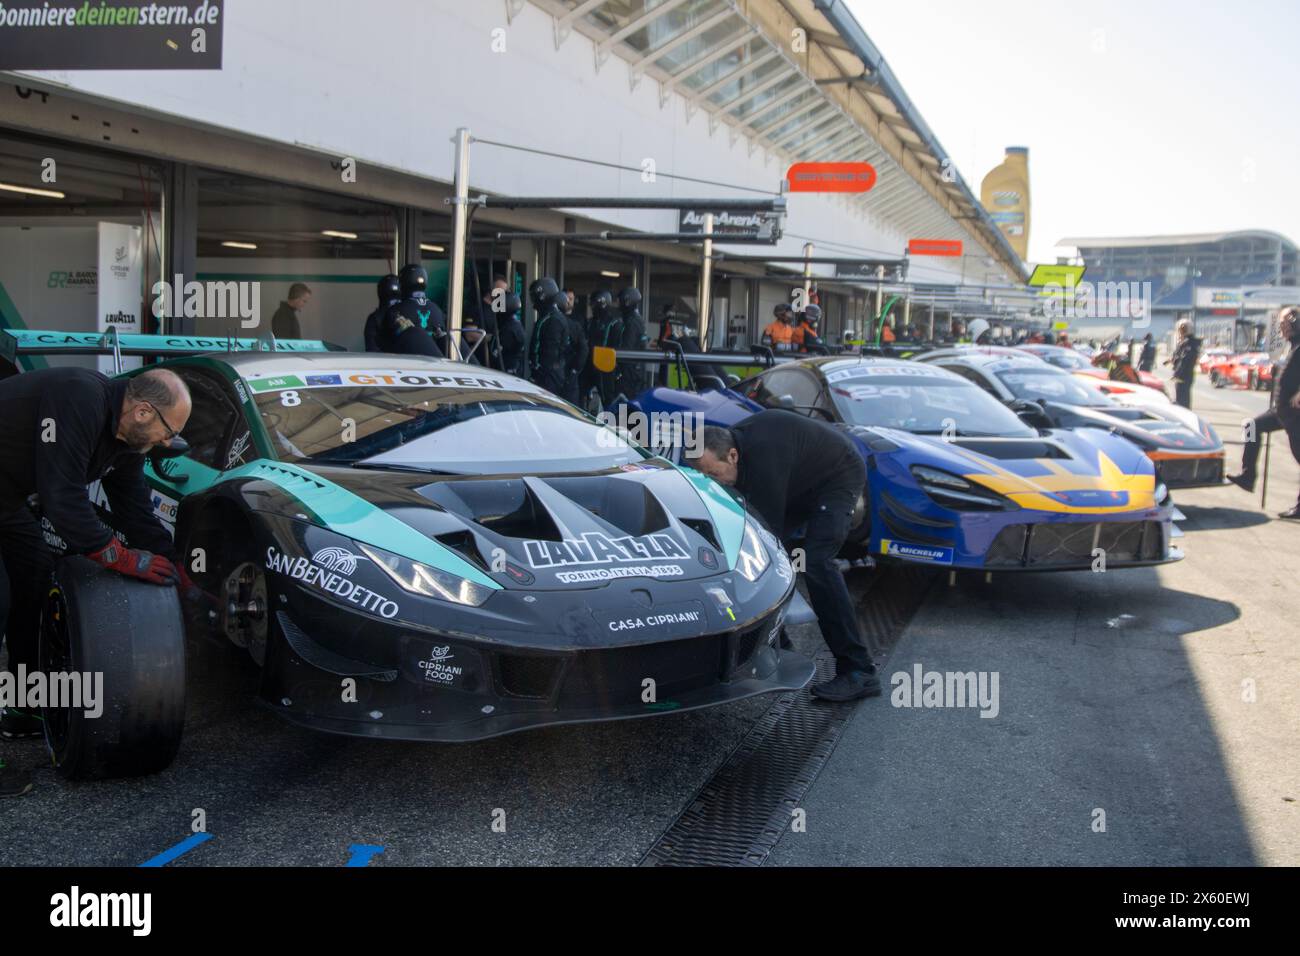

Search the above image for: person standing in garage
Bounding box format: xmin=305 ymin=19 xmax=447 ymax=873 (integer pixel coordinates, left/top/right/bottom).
xmin=1229 ymin=307 xmax=1300 ymax=519
xmin=0 ymin=367 xmax=192 ymax=796
xmin=691 ymin=412 xmax=880 ymax=702
xmin=270 ymin=283 xmax=312 ymax=340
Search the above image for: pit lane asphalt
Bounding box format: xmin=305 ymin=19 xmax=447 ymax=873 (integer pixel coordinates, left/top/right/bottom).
xmin=0 ymin=578 xmax=865 ymax=867
xmin=768 ymin=374 xmax=1300 ymax=866
xmin=3 ymin=375 xmax=1295 ymax=867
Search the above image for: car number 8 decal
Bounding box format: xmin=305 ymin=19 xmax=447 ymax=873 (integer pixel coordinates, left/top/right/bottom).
xmin=281 ymin=390 xmax=301 ymax=407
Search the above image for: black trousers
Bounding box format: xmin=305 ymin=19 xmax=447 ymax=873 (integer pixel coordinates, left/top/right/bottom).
xmin=797 ymin=473 xmax=873 ymax=675
xmin=1174 ymin=378 xmax=1193 ymax=408
xmin=1240 ymin=410 xmax=1300 ymax=504
xmin=0 ymin=508 xmax=55 ymax=676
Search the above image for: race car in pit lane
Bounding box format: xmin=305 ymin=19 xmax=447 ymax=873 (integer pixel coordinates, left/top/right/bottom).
xmin=1016 ymin=343 xmax=1169 ymax=396
xmin=1211 ymin=352 xmax=1275 ymax=390
xmin=916 ymin=349 xmax=1226 ymax=489
xmin=5 ymin=331 xmax=811 ymax=777
xmin=616 ymin=354 xmax=1181 ymax=573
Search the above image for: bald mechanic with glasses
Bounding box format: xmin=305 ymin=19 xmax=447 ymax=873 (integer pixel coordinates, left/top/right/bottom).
xmin=0 ymin=366 xmax=192 ymax=797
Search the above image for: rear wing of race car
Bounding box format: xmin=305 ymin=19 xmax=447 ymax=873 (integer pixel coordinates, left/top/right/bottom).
xmin=0 ymin=327 xmax=343 ymax=373
xmin=591 ymin=342 xmax=803 ymax=392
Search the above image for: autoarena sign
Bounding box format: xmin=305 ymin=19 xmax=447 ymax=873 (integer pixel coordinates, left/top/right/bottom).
xmin=679 ymin=209 xmax=782 ymax=243
xmin=0 ymin=0 xmax=223 ymax=69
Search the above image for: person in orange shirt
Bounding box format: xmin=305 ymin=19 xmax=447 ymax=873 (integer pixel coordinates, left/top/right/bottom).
xmin=881 ymin=323 xmax=896 ymax=344
xmin=762 ymin=304 xmax=796 ymax=352
xmin=792 ymin=304 xmax=824 ymax=352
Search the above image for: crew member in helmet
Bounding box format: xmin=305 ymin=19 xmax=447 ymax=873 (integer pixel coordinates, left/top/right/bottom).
xmin=387 ymin=264 xmax=448 ymax=356
xmin=364 ymin=274 xmax=402 ymax=352
xmin=761 ymin=303 xmax=797 ymax=352
xmin=375 ymin=268 xmax=443 ymax=357
xmin=587 ymin=290 xmax=622 ymax=405
xmin=793 ymin=303 xmax=825 ymax=353
xmin=528 ymin=277 xmax=570 ymax=396
xmin=497 ymin=291 xmax=527 ymax=379
xmin=965 ymin=318 xmax=992 ymax=346
xmin=616 ymin=287 xmax=648 ymax=398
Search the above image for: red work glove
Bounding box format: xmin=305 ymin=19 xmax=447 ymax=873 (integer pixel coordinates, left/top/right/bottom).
xmin=87 ymin=537 xmax=180 ymax=586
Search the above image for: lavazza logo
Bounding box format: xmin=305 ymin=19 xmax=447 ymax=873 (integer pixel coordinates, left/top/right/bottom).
xmin=264 ymin=546 xmax=399 ymax=619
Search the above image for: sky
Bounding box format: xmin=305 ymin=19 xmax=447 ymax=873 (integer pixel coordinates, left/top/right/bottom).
xmin=847 ymin=0 xmax=1300 ymax=265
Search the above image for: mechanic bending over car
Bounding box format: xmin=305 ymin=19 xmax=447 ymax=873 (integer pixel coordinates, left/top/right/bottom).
xmin=691 ymin=411 xmax=881 ymax=702
xmin=1229 ymin=306 xmax=1300 ymax=520
xmin=0 ymin=367 xmax=192 ymax=796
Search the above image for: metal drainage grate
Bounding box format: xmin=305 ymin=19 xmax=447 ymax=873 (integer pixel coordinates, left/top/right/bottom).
xmin=640 ymin=569 xmax=933 ymax=867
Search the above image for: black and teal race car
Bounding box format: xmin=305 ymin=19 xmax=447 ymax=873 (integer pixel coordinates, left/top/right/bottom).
xmin=7 ymin=330 xmax=810 ymax=775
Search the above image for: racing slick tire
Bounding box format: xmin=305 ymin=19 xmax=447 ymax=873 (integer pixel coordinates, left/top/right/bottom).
xmin=38 ymin=556 xmax=186 ymax=780
xmin=1210 ymin=370 xmax=1224 ymax=388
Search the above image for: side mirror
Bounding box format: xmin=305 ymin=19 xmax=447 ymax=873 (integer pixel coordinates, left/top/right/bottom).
xmin=1008 ymin=399 xmax=1049 ymax=427
xmin=149 ymin=438 xmax=191 ymax=483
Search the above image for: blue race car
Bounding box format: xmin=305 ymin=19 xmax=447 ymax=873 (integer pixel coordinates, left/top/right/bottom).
xmin=620 ymin=355 xmax=1182 ymax=571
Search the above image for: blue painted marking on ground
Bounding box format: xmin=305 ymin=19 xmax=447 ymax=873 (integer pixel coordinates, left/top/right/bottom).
xmin=139 ymin=832 xmax=214 ymax=867
xmin=346 ymin=844 xmax=385 ymax=867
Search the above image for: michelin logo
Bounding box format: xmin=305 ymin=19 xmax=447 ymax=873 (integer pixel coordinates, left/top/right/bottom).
xmin=880 ymin=539 xmax=954 ymax=565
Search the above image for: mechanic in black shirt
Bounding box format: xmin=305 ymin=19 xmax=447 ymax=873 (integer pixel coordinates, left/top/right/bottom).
xmin=562 ymin=290 xmax=589 ymax=405
xmin=363 ymin=274 xmax=402 ymax=352
xmin=528 ymin=277 xmax=569 ymax=396
xmin=0 ymin=367 xmax=190 ymax=796
xmin=384 ymin=265 xmax=447 ymax=357
xmin=1165 ymin=318 xmax=1202 ymax=408
xmin=1229 ymin=306 xmax=1300 ymax=519
xmin=588 ymin=290 xmax=623 ymax=405
xmin=691 ymin=411 xmax=879 ymax=701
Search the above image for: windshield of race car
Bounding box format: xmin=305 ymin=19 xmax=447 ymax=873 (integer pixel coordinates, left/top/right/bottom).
xmin=246 ymin=368 xmax=649 ymax=474
xmin=825 ymin=367 xmax=1033 ymax=437
xmin=995 ymin=366 xmax=1110 ymax=407
xmin=1031 ymin=348 xmax=1092 ymax=371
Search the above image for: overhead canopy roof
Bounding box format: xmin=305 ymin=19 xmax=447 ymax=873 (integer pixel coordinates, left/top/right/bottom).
xmin=523 ymin=0 xmax=1026 ymax=280
xmin=1059 ymin=230 xmax=1298 ymax=251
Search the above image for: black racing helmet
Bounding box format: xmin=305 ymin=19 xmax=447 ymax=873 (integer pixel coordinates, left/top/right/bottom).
xmin=398 ymin=264 xmax=427 ymax=297
xmin=503 ymin=291 xmax=522 ymax=315
xmin=802 ymin=303 xmax=822 ymax=324
xmin=376 ymin=273 xmax=401 ymax=304
xmin=529 ymin=276 xmax=561 ymax=311
xmin=774 ymin=302 xmax=793 ymax=319
xmin=617 ymin=287 xmax=642 ymax=310
xmin=590 ymin=289 xmax=614 ymax=316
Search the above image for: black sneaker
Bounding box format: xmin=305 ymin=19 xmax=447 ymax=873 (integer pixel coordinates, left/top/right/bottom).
xmin=0 ymin=708 xmax=44 ymax=740
xmin=810 ymin=669 xmax=882 ymax=702
xmin=0 ymin=758 xmax=32 ymax=797
xmin=1227 ymin=473 xmax=1256 ymax=492
xmin=1279 ymin=505 xmax=1300 ymax=521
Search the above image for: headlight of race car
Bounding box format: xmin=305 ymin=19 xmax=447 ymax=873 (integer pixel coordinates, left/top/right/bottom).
xmin=910 ymin=465 xmax=1019 ymax=511
xmin=735 ymin=520 xmax=771 ymax=582
xmin=358 ymin=543 xmax=494 ymax=607
xmin=1154 ymin=482 xmax=1169 ymax=506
